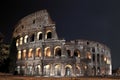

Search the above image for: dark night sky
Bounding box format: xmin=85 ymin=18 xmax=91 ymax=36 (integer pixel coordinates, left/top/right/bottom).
xmin=0 ymin=0 xmax=119 ymax=69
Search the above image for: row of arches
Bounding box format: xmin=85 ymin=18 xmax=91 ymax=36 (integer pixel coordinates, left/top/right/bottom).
xmin=17 ymin=64 xmax=81 ymax=76
xmin=16 ymin=31 xmax=52 ymax=46
xmin=18 ymin=47 xmax=94 ymax=60
xmin=17 ymin=46 xmax=62 ymax=60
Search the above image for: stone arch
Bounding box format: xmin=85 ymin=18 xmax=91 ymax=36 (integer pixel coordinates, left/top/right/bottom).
xmin=28 ymin=49 xmax=33 ymax=58
xmin=54 ymin=46 xmax=61 ymax=57
xmin=65 ymin=65 xmax=72 ymax=76
xmin=36 ymin=48 xmax=41 ymax=57
xmin=17 ymin=66 xmax=20 ymax=74
xmin=30 ymin=34 xmax=35 ymax=42
xmin=20 ymin=37 xmax=23 ymax=45
xmin=18 ymin=50 xmax=21 ymax=60
xmin=74 ymin=49 xmax=80 ymax=57
xmin=67 ymin=50 xmax=71 ymax=57
xmin=24 ymin=35 xmax=28 ymax=43
xmin=92 ymin=66 xmax=96 ymax=76
xmin=37 ymin=32 xmax=42 ymax=40
xmin=44 ymin=47 xmax=51 ymax=57
xmin=35 ymin=64 xmax=41 ymax=75
xmin=86 ymin=51 xmax=91 ymax=59
xmin=54 ymin=64 xmax=61 ymax=76
xmin=44 ymin=64 xmax=51 ymax=76
xmin=16 ymin=39 xmax=19 ymax=46
xmin=46 ymin=30 xmax=52 ymax=39
xmin=76 ymin=65 xmax=81 ymax=76
xmin=22 ymin=50 xmax=26 ymax=60
xmin=27 ymin=65 xmax=33 ymax=75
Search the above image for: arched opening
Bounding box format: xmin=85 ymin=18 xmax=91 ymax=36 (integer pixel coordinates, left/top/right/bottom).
xmin=67 ymin=50 xmax=71 ymax=57
xmin=37 ymin=32 xmax=42 ymax=40
xmin=97 ymin=67 xmax=100 ymax=75
xmin=27 ymin=65 xmax=32 ymax=75
xmin=65 ymin=65 xmax=72 ymax=76
xmin=22 ymin=50 xmax=26 ymax=60
xmin=36 ymin=48 xmax=41 ymax=57
xmin=76 ymin=65 xmax=81 ymax=76
xmin=54 ymin=46 xmax=61 ymax=57
xmin=44 ymin=64 xmax=50 ymax=76
xmin=16 ymin=39 xmax=19 ymax=46
xmin=24 ymin=35 xmax=28 ymax=43
xmin=97 ymin=54 xmax=100 ymax=63
xmin=74 ymin=49 xmax=80 ymax=57
xmin=45 ymin=47 xmax=51 ymax=57
xmin=92 ymin=66 xmax=96 ymax=76
xmin=28 ymin=49 xmax=33 ymax=58
xmin=17 ymin=66 xmax=20 ymax=74
xmin=21 ymin=66 xmax=25 ymax=75
xmin=92 ymin=54 xmax=95 ymax=62
xmin=30 ymin=34 xmax=35 ymax=42
xmin=18 ymin=51 xmax=21 ymax=60
xmin=20 ymin=37 xmax=23 ymax=45
xmin=86 ymin=52 xmax=91 ymax=59
xmin=35 ymin=64 xmax=41 ymax=75
xmin=47 ymin=31 xmax=52 ymax=39
xmin=55 ymin=64 xmax=61 ymax=76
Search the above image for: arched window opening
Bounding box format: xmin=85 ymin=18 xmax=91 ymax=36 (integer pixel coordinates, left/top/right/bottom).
xmin=47 ymin=31 xmax=52 ymax=39
xmin=22 ymin=50 xmax=26 ymax=60
xmin=65 ymin=65 xmax=72 ymax=76
xmin=20 ymin=37 xmax=23 ymax=45
xmin=107 ymin=58 xmax=111 ymax=64
xmin=45 ymin=47 xmax=51 ymax=57
xmin=30 ymin=34 xmax=35 ymax=42
xmin=21 ymin=66 xmax=25 ymax=75
xmin=28 ymin=65 xmax=32 ymax=75
xmin=17 ymin=66 xmax=20 ymax=74
xmin=16 ymin=39 xmax=19 ymax=46
xmin=101 ymin=54 xmax=107 ymax=62
xmin=55 ymin=64 xmax=61 ymax=76
xmin=54 ymin=46 xmax=61 ymax=57
xmin=97 ymin=67 xmax=100 ymax=74
xmin=37 ymin=32 xmax=42 ymax=40
xmin=104 ymin=56 xmax=107 ymax=62
xmin=18 ymin=51 xmax=21 ymax=60
xmin=44 ymin=64 xmax=50 ymax=76
xmin=74 ymin=49 xmax=80 ymax=57
xmin=97 ymin=54 xmax=100 ymax=63
xmin=92 ymin=47 xmax=95 ymax=52
xmin=67 ymin=50 xmax=71 ymax=57
xmin=36 ymin=48 xmax=41 ymax=57
xmin=76 ymin=66 xmax=81 ymax=76
xmin=28 ymin=49 xmax=33 ymax=58
xmin=92 ymin=54 xmax=95 ymax=62
xmin=24 ymin=35 xmax=28 ymax=43
xmin=86 ymin=52 xmax=91 ymax=59
xmin=92 ymin=66 xmax=96 ymax=76
xmin=35 ymin=64 xmax=41 ymax=75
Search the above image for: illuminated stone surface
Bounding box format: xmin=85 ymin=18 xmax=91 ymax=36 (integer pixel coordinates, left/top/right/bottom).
xmin=13 ymin=10 xmax=112 ymax=77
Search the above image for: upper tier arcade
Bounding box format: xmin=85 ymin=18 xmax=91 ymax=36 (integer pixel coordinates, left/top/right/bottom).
xmin=13 ymin=10 xmax=58 ymax=40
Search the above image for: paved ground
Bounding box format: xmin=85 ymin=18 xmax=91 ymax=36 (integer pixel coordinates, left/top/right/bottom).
xmin=0 ymin=73 xmax=120 ymax=80
xmin=0 ymin=75 xmax=120 ymax=80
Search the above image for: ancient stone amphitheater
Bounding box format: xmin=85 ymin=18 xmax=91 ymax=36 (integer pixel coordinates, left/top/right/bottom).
xmin=13 ymin=10 xmax=112 ymax=77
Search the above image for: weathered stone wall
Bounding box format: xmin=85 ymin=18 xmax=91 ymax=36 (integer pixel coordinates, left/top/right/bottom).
xmin=12 ymin=9 xmax=112 ymax=77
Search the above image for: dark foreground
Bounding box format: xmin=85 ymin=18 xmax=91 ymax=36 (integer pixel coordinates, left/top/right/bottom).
xmin=0 ymin=73 xmax=120 ymax=80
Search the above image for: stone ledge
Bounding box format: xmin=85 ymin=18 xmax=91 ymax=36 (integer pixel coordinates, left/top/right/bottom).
xmin=0 ymin=75 xmax=120 ymax=80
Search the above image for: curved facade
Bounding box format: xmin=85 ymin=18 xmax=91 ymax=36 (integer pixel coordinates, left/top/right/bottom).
xmin=13 ymin=10 xmax=112 ymax=77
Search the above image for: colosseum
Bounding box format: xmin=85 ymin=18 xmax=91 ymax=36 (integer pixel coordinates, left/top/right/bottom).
xmin=13 ymin=10 xmax=112 ymax=77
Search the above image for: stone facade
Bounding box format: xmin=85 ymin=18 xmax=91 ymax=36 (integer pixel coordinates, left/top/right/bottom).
xmin=13 ymin=10 xmax=112 ymax=77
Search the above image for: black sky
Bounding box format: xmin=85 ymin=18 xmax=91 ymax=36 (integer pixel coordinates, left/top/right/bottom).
xmin=0 ymin=0 xmax=119 ymax=69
